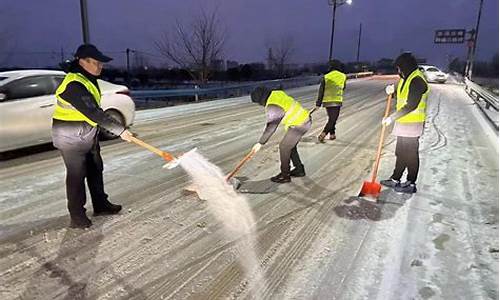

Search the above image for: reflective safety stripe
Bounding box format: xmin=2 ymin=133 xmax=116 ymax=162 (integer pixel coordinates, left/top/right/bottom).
xmin=56 ymin=99 xmax=76 ymax=110
xmin=396 ymin=69 xmax=429 ymax=123
xmin=53 ymin=72 xmax=101 ymax=126
xmin=323 ymin=70 xmax=347 ymax=103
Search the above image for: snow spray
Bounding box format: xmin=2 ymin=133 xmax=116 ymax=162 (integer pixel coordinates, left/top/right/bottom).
xmin=176 ymin=149 xmax=263 ymax=297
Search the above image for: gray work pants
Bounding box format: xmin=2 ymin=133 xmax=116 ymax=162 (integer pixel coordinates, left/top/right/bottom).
xmin=279 ymin=119 xmax=312 ymax=174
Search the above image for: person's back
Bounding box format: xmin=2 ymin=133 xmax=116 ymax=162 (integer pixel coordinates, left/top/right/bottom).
xmin=250 ymin=86 xmax=312 ymax=183
xmin=315 ymin=60 xmax=347 ymax=142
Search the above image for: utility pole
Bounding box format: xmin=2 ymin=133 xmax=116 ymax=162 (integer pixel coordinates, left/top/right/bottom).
xmin=126 ymin=48 xmax=131 ymax=85
xmin=356 ymin=22 xmax=362 ymax=62
xmin=468 ymin=0 xmax=484 ymax=79
xmin=328 ymin=3 xmax=338 ymax=62
xmin=80 ymin=0 xmax=90 ymax=43
xmin=327 ymin=0 xmax=352 ymax=62
xmin=465 ymin=29 xmax=475 ymax=77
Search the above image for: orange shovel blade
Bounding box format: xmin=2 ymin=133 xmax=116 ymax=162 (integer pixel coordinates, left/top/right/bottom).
xmin=162 ymin=152 xmax=174 ymax=161
xmin=359 ymin=181 xmax=382 ymax=200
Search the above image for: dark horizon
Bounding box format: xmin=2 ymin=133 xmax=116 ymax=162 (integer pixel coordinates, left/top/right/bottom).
xmin=1 ymin=0 xmax=498 ymax=69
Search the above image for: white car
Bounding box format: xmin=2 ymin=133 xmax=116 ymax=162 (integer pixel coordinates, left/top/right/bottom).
xmin=419 ymin=65 xmax=448 ymax=83
xmin=0 ymin=70 xmax=135 ymax=152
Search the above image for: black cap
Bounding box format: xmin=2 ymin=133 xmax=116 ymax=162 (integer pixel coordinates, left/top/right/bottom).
xmin=74 ymin=44 xmax=112 ymax=62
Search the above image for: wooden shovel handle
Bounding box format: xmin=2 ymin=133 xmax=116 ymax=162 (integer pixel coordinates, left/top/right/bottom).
xmin=129 ymin=136 xmax=175 ymax=161
xmin=225 ymin=149 xmax=256 ymax=181
xmin=370 ymin=93 xmax=393 ymax=183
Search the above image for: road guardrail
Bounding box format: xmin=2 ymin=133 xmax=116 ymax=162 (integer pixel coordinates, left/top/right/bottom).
xmin=464 ymin=77 xmax=499 ymax=130
xmin=131 ymin=72 xmax=374 ymax=101
xmin=465 ymin=77 xmax=499 ymax=111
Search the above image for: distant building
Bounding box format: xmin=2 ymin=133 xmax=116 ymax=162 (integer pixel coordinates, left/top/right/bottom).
xmin=284 ymin=63 xmax=300 ymax=71
xmin=248 ymin=62 xmax=266 ymax=71
xmin=211 ymin=59 xmax=226 ymax=72
xmin=226 ymin=60 xmax=239 ymax=69
xmin=302 ymin=62 xmax=328 ymax=74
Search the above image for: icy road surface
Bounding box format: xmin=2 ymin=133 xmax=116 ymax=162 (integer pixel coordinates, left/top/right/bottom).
xmin=1 ymin=78 xmax=498 ymax=299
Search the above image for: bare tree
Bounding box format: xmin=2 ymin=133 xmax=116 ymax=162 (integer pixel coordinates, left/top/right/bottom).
xmin=155 ymin=8 xmax=226 ymax=84
xmin=267 ymin=35 xmax=296 ymax=78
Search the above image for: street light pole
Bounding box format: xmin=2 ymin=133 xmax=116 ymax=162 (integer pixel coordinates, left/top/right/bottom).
xmin=356 ymin=22 xmax=362 ymax=62
xmin=327 ymin=0 xmax=352 ymax=62
xmin=328 ymin=2 xmax=338 ymax=62
xmin=80 ymin=0 xmax=90 ymax=43
xmin=468 ymin=0 xmax=484 ymax=79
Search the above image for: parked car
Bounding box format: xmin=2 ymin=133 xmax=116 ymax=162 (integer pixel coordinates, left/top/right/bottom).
xmin=0 ymin=70 xmax=135 ymax=152
xmin=419 ymin=65 xmax=448 ymax=83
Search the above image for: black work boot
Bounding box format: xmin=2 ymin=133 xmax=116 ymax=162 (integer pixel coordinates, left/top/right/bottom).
xmin=270 ymin=173 xmax=291 ymax=183
xmin=290 ymin=166 xmax=306 ymax=177
xmin=70 ymin=214 xmax=92 ymax=229
xmin=380 ymin=178 xmax=400 ymax=188
xmin=394 ymin=181 xmax=417 ymax=194
xmin=318 ymin=132 xmax=327 ymax=143
xmin=93 ymin=202 xmax=122 ymax=216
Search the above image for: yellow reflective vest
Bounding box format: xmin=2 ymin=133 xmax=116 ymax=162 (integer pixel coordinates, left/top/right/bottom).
xmin=323 ymin=70 xmax=347 ymax=103
xmin=266 ymin=91 xmax=309 ymax=130
xmin=53 ymin=72 xmax=101 ymax=127
xmin=396 ymin=69 xmax=428 ymax=123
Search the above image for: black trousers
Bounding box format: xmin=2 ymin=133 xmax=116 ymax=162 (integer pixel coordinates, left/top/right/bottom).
xmin=59 ymin=141 xmax=110 ymax=218
xmin=322 ymin=106 xmax=341 ymax=135
xmin=391 ymin=136 xmax=420 ymax=183
xmin=279 ymin=121 xmax=311 ymax=174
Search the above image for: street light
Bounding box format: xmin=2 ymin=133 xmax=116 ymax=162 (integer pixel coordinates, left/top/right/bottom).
xmin=467 ymin=0 xmax=484 ymax=79
xmin=328 ymin=0 xmax=352 ymax=62
xmin=79 ymin=0 xmax=90 ymax=43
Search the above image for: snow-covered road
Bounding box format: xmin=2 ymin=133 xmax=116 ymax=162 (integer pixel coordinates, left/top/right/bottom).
xmin=0 ymin=78 xmax=497 ymax=299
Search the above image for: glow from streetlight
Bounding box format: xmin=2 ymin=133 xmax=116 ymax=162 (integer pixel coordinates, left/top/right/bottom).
xmin=346 ymin=0 xmax=353 ymax=5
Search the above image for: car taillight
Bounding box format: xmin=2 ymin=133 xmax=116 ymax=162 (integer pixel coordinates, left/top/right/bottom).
xmin=116 ymin=90 xmax=130 ymax=96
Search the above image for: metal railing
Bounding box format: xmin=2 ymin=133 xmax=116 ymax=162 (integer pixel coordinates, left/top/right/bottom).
xmin=464 ymin=77 xmax=499 ymax=130
xmin=130 ymin=72 xmax=373 ymax=102
xmin=464 ymin=77 xmax=499 ymax=111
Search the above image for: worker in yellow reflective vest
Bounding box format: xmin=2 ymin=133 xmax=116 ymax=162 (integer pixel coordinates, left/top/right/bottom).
xmin=380 ymin=52 xmax=429 ymax=194
xmin=52 ymin=44 xmax=134 ymax=228
xmin=312 ymin=60 xmax=347 ymax=142
xmin=250 ymin=86 xmax=312 ymax=183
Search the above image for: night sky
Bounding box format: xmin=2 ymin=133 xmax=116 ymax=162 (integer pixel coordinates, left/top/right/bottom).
xmin=2 ymin=0 xmax=499 ymax=69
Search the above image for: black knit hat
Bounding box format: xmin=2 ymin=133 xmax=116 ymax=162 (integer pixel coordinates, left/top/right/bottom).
xmin=250 ymin=86 xmax=272 ymax=106
xmin=328 ymin=59 xmax=344 ymax=72
xmin=394 ymin=52 xmax=418 ymax=78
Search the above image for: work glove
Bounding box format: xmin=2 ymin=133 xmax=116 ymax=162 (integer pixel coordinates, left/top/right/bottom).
xmin=382 ymin=116 xmax=393 ymax=126
xmin=252 ymin=143 xmax=262 ymax=153
xmin=385 ymin=84 xmax=395 ymax=95
xmin=120 ymin=129 xmax=134 ymax=142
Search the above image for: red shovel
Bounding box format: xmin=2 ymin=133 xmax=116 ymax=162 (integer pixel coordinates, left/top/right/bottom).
xmin=359 ymin=93 xmax=393 ymax=201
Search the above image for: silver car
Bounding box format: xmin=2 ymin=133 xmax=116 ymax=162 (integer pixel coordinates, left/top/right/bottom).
xmin=0 ymin=70 xmax=135 ymax=152
xmin=419 ymin=65 xmax=448 ymax=84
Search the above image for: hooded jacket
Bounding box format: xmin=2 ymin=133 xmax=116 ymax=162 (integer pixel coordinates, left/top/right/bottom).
xmin=391 ymin=53 xmax=428 ymax=121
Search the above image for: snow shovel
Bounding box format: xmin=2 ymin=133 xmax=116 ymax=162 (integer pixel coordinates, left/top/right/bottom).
xmin=225 ymin=148 xmax=258 ymax=189
xmin=358 ymin=93 xmax=393 ymax=201
xmin=128 ymin=136 xmax=180 ymax=168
